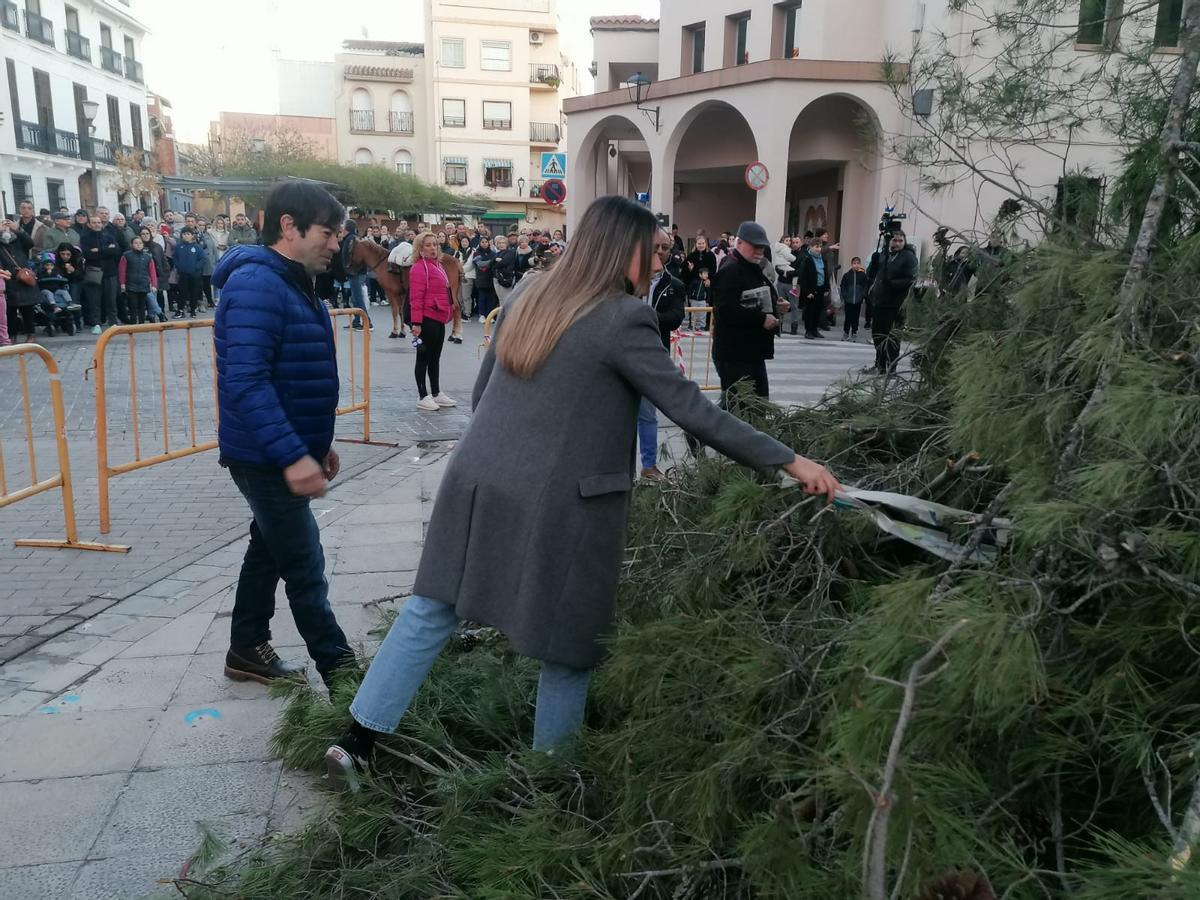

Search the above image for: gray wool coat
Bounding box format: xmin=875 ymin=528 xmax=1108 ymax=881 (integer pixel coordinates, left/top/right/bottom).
xmin=412 ymin=292 xmax=795 ymax=669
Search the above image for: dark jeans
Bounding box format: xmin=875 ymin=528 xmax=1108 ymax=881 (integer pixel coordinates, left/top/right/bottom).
xmin=201 ymin=275 xmax=214 ymax=307
xmin=226 ymin=463 xmax=353 ymax=678
xmin=179 ymin=274 xmax=203 ymax=315
xmin=477 ymin=286 xmax=499 ymax=319
xmin=843 ymin=301 xmax=862 ymax=335
xmin=872 ymin=305 xmax=903 ymax=373
xmin=367 ymin=276 xmax=385 ymax=305
xmin=715 ymin=359 xmax=770 ymax=400
xmin=82 ymin=274 xmax=119 ymax=326
xmin=415 ymin=319 xmax=446 ymax=397
xmin=802 ymin=289 xmax=827 ymax=336
xmin=6 ymin=304 xmax=37 ymax=338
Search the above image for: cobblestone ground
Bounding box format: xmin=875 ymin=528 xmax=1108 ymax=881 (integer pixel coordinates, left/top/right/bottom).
xmin=0 ymin=307 xmax=482 ymax=662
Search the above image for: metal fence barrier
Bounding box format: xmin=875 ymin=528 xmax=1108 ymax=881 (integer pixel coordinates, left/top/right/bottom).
xmin=479 ymin=306 xmax=502 ymax=357
xmin=91 ymin=308 xmax=378 ymax=535
xmin=673 ymin=306 xmax=719 ymax=392
xmin=0 ymin=344 xmax=128 ymax=552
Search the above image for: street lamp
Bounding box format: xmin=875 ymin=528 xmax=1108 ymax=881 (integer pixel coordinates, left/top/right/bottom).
xmin=518 ymin=176 xmax=526 ymax=196
xmin=82 ymin=99 xmax=100 ymax=211
xmin=626 ymin=72 xmax=660 ymax=133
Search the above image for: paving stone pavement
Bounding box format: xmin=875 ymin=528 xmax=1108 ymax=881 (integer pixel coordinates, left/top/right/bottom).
xmin=0 ymin=445 xmax=451 ymax=900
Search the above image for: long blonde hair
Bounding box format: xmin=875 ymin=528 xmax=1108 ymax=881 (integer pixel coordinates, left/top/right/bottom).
xmin=496 ymin=196 xmax=656 ymax=378
xmin=411 ymin=231 xmax=438 ymax=263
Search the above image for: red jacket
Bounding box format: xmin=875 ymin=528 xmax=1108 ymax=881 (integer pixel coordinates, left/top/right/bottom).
xmin=408 ymin=257 xmax=453 ymax=325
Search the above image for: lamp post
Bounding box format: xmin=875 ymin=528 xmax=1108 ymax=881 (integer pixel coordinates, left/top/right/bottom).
xmin=518 ymin=176 xmax=526 ymax=197
xmin=626 ymin=72 xmax=660 ymax=133
xmin=82 ymin=99 xmax=100 ymax=211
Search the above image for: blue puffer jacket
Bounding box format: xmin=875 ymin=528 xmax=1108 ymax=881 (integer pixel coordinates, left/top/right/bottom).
xmin=213 ymin=245 xmax=338 ymax=468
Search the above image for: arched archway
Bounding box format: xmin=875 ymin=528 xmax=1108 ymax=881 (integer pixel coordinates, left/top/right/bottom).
xmin=351 ymin=88 xmax=372 ymax=110
xmin=354 ymin=147 xmax=373 ymax=167
xmin=570 ymin=112 xmax=656 ymax=225
xmin=785 ymin=93 xmax=884 ymax=258
xmin=394 ymin=149 xmax=414 ymax=175
xmin=390 ymin=90 xmax=413 ymax=133
xmin=661 ymin=100 xmax=760 ymax=242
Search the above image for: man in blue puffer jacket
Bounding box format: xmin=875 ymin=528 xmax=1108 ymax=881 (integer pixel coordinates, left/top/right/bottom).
xmin=214 ymin=181 xmax=354 ymax=689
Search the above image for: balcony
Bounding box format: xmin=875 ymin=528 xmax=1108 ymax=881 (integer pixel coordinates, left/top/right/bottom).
xmin=125 ymin=57 xmax=143 ymax=83
xmin=81 ymin=136 xmax=116 ymax=165
xmin=24 ymin=9 xmax=54 ymax=46
xmin=55 ymin=129 xmax=80 ymax=157
xmin=66 ymin=29 xmax=91 ymax=61
xmin=349 ymin=109 xmax=375 ymax=132
xmin=442 ymin=115 xmax=465 ymax=128
xmin=530 ymin=122 xmax=560 ymax=144
xmin=483 ymin=118 xmax=512 ymax=130
xmin=1 ymin=1 xmax=19 ymax=32
xmin=16 ymin=121 xmax=82 ymax=159
xmin=528 ymin=181 xmax=545 ymax=199
xmin=389 ymin=111 xmax=414 ymax=134
xmin=529 ymin=63 xmax=561 ymax=88
xmin=100 ymin=47 xmax=123 ymax=75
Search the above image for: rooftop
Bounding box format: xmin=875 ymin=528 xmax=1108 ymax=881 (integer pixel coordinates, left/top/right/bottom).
xmin=341 ymin=39 xmax=425 ymax=57
xmin=589 ymin=16 xmax=659 ymax=31
xmin=343 ymin=64 xmax=415 ymax=81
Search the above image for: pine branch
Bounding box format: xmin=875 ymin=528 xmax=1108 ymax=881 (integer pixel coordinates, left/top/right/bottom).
xmin=863 ymin=619 xmax=970 ymax=900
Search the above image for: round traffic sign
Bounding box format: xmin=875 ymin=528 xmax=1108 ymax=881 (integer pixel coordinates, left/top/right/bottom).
xmin=744 ymin=161 xmax=770 ymax=191
xmin=540 ymin=179 xmax=567 ymax=205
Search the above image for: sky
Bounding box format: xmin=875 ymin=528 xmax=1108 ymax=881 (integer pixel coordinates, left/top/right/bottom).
xmin=138 ymin=0 xmax=646 ymax=143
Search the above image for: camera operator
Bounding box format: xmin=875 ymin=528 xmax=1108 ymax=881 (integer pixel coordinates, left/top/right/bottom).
xmin=866 ymin=231 xmax=917 ymax=375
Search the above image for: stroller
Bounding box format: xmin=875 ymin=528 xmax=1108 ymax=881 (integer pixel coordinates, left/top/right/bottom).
xmin=34 ymin=251 xmax=82 ymax=336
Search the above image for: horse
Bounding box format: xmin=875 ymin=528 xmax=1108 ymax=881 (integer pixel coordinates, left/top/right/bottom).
xmin=348 ymin=240 xmax=466 ymax=342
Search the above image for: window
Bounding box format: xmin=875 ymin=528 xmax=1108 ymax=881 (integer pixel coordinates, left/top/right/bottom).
xmin=394 ymin=149 xmax=414 ymax=176
xmin=441 ymin=37 xmax=464 ymax=68
xmin=350 ymin=88 xmax=375 ymax=132
xmin=33 ymin=69 xmax=54 ymax=132
xmin=27 ymin=0 xmax=40 ymax=13
xmin=444 ymin=157 xmax=468 ymax=185
xmin=482 ymin=100 xmax=512 ymax=130
xmin=1055 ymin=175 xmax=1103 ymax=239
xmin=130 ymin=102 xmax=143 ymax=149
xmin=354 ymin=148 xmax=373 ymax=167
xmin=11 ymin=175 xmax=32 ymax=206
xmin=1077 ymin=0 xmax=1124 ymax=45
xmin=481 ymin=41 xmax=512 ymax=72
xmin=1155 ymin=0 xmax=1184 ymax=47
xmin=390 ymin=90 xmax=414 ymax=132
xmin=65 ymin=5 xmax=79 ymax=32
xmin=100 ymin=23 xmax=112 ymax=48
xmin=46 ymin=179 xmax=66 ymax=211
xmin=107 ymin=94 xmax=121 ymax=146
xmin=124 ymin=35 xmax=136 ymax=61
xmin=5 ymin=60 xmax=20 ymax=130
xmin=780 ymin=2 xmax=801 ymax=58
xmin=483 ymin=158 xmax=512 ymax=188
xmin=725 ymin=13 xmax=751 ymax=67
xmin=442 ymin=98 xmax=466 ymax=127
xmin=683 ymin=23 xmax=705 ymax=75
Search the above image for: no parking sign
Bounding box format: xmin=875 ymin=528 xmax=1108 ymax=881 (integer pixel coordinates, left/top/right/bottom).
xmin=540 ymin=179 xmax=567 ymax=205
xmin=744 ymin=161 xmax=770 ymax=191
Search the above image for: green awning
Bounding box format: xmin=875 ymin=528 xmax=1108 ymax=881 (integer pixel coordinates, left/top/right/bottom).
xmin=481 ymin=212 xmax=519 ymax=221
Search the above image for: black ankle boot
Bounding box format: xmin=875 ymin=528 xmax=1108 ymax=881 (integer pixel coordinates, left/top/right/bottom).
xmin=224 ymin=642 xmax=306 ymax=685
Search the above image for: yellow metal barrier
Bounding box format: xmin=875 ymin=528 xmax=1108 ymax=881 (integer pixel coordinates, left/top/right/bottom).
xmin=92 ymin=308 xmax=380 ymax=535
xmin=675 ymin=306 xmax=719 ymax=392
xmin=478 ymin=306 xmax=502 ymax=358
xmin=0 ymin=344 xmax=127 ymax=552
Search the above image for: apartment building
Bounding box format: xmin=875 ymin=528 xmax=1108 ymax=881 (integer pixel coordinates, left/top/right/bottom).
xmin=566 ymin=1 xmax=1187 ymax=258
xmin=1 ymin=0 xmax=152 ymax=215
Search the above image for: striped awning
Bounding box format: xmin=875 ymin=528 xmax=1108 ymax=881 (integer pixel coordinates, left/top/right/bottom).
xmin=482 ymin=158 xmax=512 ymax=169
xmin=443 ymin=156 xmax=468 ymax=166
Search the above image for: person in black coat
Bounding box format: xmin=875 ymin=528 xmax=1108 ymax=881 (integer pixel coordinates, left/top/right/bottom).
xmin=637 ymin=231 xmax=689 ymax=481
xmin=710 ymin=221 xmax=790 ymax=400
xmin=79 ymin=215 xmax=123 ymax=329
xmin=794 ymin=242 xmax=830 ymax=340
xmin=0 ymin=219 xmax=40 ymax=342
xmin=683 ymin=234 xmax=718 ymax=292
xmin=867 ymin=232 xmax=918 ymax=374
xmin=839 ymin=257 xmax=870 ymax=340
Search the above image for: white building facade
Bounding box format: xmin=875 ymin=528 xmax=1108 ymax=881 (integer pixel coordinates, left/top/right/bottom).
xmin=1 ymin=0 xmax=151 ymax=215
xmin=566 ymin=1 xmax=1184 ymax=260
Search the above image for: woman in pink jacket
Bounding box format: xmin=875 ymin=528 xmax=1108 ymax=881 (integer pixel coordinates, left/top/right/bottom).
xmin=409 ymin=232 xmax=457 ymax=411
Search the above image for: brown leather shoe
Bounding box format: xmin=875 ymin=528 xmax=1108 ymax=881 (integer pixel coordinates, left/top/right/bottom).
xmin=224 ymin=642 xmax=306 ymax=685
xmin=640 ymin=466 xmax=668 ymax=483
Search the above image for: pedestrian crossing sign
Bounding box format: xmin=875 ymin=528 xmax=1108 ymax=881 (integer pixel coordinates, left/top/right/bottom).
xmin=540 ymin=153 xmax=567 ymax=179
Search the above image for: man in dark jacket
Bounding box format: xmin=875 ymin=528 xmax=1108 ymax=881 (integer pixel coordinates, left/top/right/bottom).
xmin=867 ymin=232 xmax=918 ymax=373
xmin=79 ymin=214 xmax=123 ymax=331
xmin=638 ymin=229 xmax=687 ymax=481
xmin=214 ymin=181 xmax=353 ymax=690
xmin=839 ymin=256 xmax=870 ymax=340
xmin=711 ymin=221 xmax=790 ymax=400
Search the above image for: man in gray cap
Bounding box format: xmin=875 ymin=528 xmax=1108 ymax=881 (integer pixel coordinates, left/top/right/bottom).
xmin=709 ymin=221 xmax=790 ymax=401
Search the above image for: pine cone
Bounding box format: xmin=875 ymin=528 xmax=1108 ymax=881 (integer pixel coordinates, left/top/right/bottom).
xmin=917 ymin=870 xmax=996 ymax=900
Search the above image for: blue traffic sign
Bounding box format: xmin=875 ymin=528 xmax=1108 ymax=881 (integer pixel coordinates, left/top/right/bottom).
xmin=540 ymin=179 xmax=567 ymax=205
xmin=540 ymin=153 xmax=567 ymax=179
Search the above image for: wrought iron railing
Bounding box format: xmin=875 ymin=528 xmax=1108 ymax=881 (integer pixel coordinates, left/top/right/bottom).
xmin=55 ymin=129 xmax=80 ymax=157
xmin=125 ymin=58 xmax=143 ymax=83
xmin=0 ymin=1 xmax=19 ymax=31
xmin=529 ymin=63 xmax=560 ymax=86
xmin=483 ymin=118 xmax=511 ymax=130
xmin=389 ymin=111 xmax=414 ymax=133
xmin=66 ymin=29 xmax=91 ymax=61
xmin=349 ymin=109 xmax=375 ymax=132
xmin=24 ymin=9 xmax=54 ymax=45
xmin=530 ymin=122 xmax=560 ymax=143
xmin=100 ymin=47 xmax=123 ymax=75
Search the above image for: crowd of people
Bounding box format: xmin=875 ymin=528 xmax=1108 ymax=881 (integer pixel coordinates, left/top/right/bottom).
xmin=0 ymin=200 xmax=260 ymax=344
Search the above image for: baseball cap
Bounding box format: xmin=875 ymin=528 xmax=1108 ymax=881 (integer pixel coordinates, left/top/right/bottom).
xmin=53 ymin=210 xmax=70 ymax=221
xmin=736 ymin=221 xmax=770 ymax=248
xmin=75 ymin=208 xmax=89 ymax=217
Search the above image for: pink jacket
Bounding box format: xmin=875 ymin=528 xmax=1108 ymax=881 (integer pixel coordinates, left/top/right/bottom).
xmin=408 ymin=257 xmax=453 ymax=326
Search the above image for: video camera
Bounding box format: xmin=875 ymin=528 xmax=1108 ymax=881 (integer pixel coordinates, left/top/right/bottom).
xmin=879 ymin=206 xmax=907 ymax=239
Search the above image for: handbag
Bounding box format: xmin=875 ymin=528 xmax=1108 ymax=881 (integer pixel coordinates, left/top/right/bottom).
xmin=1 ymin=247 xmax=35 ymax=287
xmin=84 ymin=266 xmax=104 ymax=286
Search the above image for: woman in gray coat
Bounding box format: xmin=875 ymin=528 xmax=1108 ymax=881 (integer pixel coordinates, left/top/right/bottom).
xmin=325 ymin=196 xmax=839 ymax=790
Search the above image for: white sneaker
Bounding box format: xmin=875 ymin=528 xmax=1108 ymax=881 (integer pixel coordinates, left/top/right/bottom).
xmin=91 ymin=325 xmax=102 ymax=335
xmin=478 ymin=315 xmax=486 ymax=323
xmin=416 ymin=396 xmax=440 ymax=411
xmin=432 ymin=393 xmax=457 ymax=408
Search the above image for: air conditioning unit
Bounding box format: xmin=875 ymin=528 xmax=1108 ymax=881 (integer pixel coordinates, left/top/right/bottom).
xmin=529 ymin=31 xmax=544 ymax=45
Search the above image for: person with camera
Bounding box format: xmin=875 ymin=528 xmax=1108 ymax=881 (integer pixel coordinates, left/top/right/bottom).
xmin=711 ymin=221 xmax=791 ymax=400
xmin=866 ymin=231 xmax=918 ymax=374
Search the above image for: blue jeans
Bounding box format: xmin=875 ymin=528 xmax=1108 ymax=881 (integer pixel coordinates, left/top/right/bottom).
xmin=141 ymin=291 xmax=163 ymax=318
xmin=637 ymin=397 xmax=658 ymax=469
xmin=350 ymin=595 xmax=593 ymax=751
xmin=226 ymin=463 xmax=353 ymax=679
xmin=350 ymin=274 xmax=369 ymax=318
